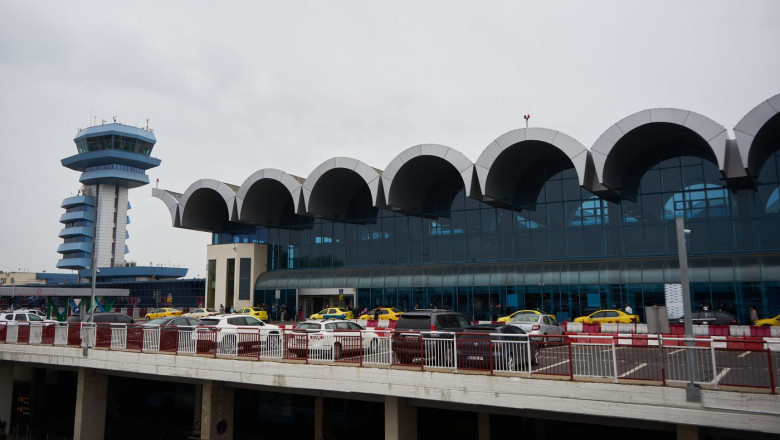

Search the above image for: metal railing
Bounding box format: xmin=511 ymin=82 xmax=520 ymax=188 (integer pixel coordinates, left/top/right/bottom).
xmin=1 ymin=321 xmax=777 ymax=394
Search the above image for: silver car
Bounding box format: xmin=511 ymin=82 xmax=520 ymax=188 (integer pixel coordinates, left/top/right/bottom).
xmin=509 ymin=313 xmax=565 ymax=344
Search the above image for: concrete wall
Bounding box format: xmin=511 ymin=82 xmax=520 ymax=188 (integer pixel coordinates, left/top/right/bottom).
xmin=206 ymin=242 xmax=267 ymax=309
xmin=0 ymin=344 xmax=777 ymax=435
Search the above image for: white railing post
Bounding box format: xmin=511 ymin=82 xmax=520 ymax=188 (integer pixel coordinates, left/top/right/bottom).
xmin=611 ymin=337 xmax=619 ymax=383
xmin=710 ymin=342 xmax=719 ymax=390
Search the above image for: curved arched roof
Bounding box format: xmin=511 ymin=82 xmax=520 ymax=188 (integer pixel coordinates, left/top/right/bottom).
xmin=302 ymin=157 xmax=383 ymax=220
xmin=381 ymin=144 xmax=474 ymax=213
xmin=475 ymin=128 xmax=589 ymax=206
xmin=734 ymin=93 xmax=780 ymax=176
xmin=236 ymin=169 xmax=304 ymax=226
xmin=590 ymin=108 xmax=729 ymax=190
xmin=178 ymin=179 xmax=238 ymax=231
xmin=151 ymin=188 xmax=181 ymax=227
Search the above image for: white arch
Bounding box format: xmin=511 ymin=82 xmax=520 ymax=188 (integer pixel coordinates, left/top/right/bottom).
xmin=475 ymin=127 xmax=590 ymax=192
xmin=151 ymin=188 xmax=181 ymax=227
xmin=381 ymin=144 xmax=474 ymax=207
xmin=302 ymin=157 xmax=383 ymax=211
xmin=590 ymin=108 xmax=729 ymax=186
xmin=178 ymin=179 xmax=238 ymax=225
xmin=734 ymin=93 xmax=780 ymax=173
xmin=236 ymin=168 xmax=305 ymax=218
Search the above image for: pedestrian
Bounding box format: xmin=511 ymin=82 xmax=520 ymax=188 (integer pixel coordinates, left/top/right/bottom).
xmin=219 ymin=304 xmax=224 ymax=314
xmin=280 ymin=304 xmax=287 ymax=322
xmin=297 ymin=304 xmax=304 ymax=321
xmin=624 ymin=304 xmax=633 ymax=315
xmin=749 ymin=306 xmax=759 ymax=324
xmin=414 ymin=303 xmax=419 ymax=310
xmin=271 ymin=303 xmax=277 ymax=321
xmin=495 ymin=303 xmax=503 ymax=321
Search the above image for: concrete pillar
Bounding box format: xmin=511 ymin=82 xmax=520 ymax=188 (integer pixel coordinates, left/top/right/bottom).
xmin=314 ymin=396 xmax=333 ymax=440
xmin=478 ymin=412 xmax=490 ymax=440
xmin=73 ymin=367 xmax=107 ymax=440
xmin=201 ymin=381 xmax=234 ymax=440
xmin=193 ymin=383 xmax=202 ymax=436
xmin=0 ymin=363 xmax=12 ymax=437
xmin=677 ymin=424 xmax=699 ymax=440
xmin=385 ymin=396 xmax=416 ymax=440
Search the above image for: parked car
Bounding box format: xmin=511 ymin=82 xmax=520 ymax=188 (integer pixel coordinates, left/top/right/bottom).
xmin=456 ymin=324 xmax=539 ymax=371
xmin=66 ymin=312 xmax=136 ymax=324
xmin=675 ymin=311 xmax=738 ymax=326
xmin=358 ymin=307 xmax=403 ymax=321
xmin=0 ymin=311 xmax=57 ymax=324
xmin=392 ymin=309 xmax=472 ymax=365
xmin=289 ymin=319 xmax=380 ymax=359
xmin=144 ymin=308 xmax=182 ymax=321
xmin=235 ymin=306 xmax=269 ymax=321
xmin=182 ymin=308 xmax=217 ymax=319
xmin=497 ymin=309 xmax=557 ymax=322
xmin=143 ymin=316 xmax=200 ymax=329
xmin=194 ymin=314 xmax=281 ymax=353
xmin=509 ymin=313 xmax=565 ymax=344
xmin=754 ymin=314 xmax=780 ymax=327
xmin=310 ymin=307 xmax=354 ymax=320
xmin=574 ymin=309 xmax=639 ymax=324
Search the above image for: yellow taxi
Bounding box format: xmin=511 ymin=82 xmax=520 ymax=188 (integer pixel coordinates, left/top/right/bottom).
xmin=574 ymin=309 xmax=639 ymax=324
xmin=310 ymin=307 xmax=354 ymax=320
xmin=754 ymin=314 xmax=780 ymax=326
xmin=144 ymin=307 xmax=182 ymax=321
xmin=497 ymin=309 xmax=556 ymax=322
xmin=235 ymin=306 xmax=269 ymax=321
xmin=359 ymin=307 xmax=403 ymax=321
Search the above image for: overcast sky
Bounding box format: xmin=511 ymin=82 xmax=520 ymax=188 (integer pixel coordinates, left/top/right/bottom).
xmin=1 ymin=1 xmax=778 ymax=278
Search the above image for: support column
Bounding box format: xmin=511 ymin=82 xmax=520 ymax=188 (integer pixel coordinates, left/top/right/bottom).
xmin=0 ymin=363 xmax=12 ymax=437
xmin=314 ymin=396 xmax=333 ymax=440
xmin=201 ymin=381 xmax=234 ymax=440
xmin=73 ymin=367 xmax=107 ymax=440
xmin=193 ymin=383 xmax=202 ymax=437
xmin=478 ymin=412 xmax=490 ymax=440
xmin=385 ymin=396 xmax=416 ymax=440
xmin=677 ymin=424 xmax=699 ymax=440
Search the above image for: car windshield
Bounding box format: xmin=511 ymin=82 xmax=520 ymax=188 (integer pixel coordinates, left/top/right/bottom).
xmin=198 ymin=319 xmax=220 ymax=326
xmin=511 ymin=314 xmax=539 ymax=323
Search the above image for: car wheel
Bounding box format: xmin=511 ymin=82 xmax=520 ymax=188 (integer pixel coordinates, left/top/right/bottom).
xmin=333 ymin=342 xmax=343 ymax=360
xmin=220 ymin=335 xmax=237 ymax=354
xmin=443 ymin=343 xmax=454 ymax=367
xmin=504 ymin=352 xmax=517 ymax=371
xmin=531 ymin=345 xmax=540 ymax=366
xmin=267 ymin=332 xmax=280 ymax=351
xmin=369 ymin=338 xmax=379 ymax=354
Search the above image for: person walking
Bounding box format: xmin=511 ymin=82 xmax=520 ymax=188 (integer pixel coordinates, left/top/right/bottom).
xmin=219 ymin=304 xmax=224 ymax=314
xmin=749 ymin=306 xmax=759 ymax=324
xmin=624 ymin=304 xmax=633 ymax=315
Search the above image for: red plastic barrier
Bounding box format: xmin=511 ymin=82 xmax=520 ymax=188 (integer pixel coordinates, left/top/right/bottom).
xmin=668 ymin=324 xmax=685 ymax=335
xmin=41 ymin=324 xmax=56 ymax=345
xmin=0 ymin=322 xmax=6 ymax=342
xmin=709 ymin=326 xmax=729 ymax=336
xmin=17 ymin=323 xmax=31 ymax=344
xmin=750 ymin=326 xmax=771 ymax=338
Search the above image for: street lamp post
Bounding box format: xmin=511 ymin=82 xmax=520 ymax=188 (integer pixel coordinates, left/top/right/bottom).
xmin=675 ymin=217 xmax=700 ymax=402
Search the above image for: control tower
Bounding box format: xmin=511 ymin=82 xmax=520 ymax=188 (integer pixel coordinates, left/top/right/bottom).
xmin=57 ymin=121 xmax=161 ymax=271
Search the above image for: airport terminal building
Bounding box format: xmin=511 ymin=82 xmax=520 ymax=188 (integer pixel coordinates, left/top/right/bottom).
xmin=154 ymin=94 xmax=780 ymax=324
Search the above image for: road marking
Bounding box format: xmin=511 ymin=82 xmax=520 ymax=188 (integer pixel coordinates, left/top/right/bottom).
xmin=737 ymin=351 xmax=752 ymax=358
xmin=713 ymin=367 xmax=731 ymax=383
xmin=534 ymin=359 xmax=570 ymax=372
xmin=619 ymin=363 xmax=647 ymax=378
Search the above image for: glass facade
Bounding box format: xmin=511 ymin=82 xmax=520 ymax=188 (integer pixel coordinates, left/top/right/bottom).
xmin=213 ymin=143 xmax=780 ymax=324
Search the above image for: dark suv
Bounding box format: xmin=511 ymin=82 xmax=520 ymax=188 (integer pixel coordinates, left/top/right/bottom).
xmin=392 ymin=309 xmax=471 ymax=365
